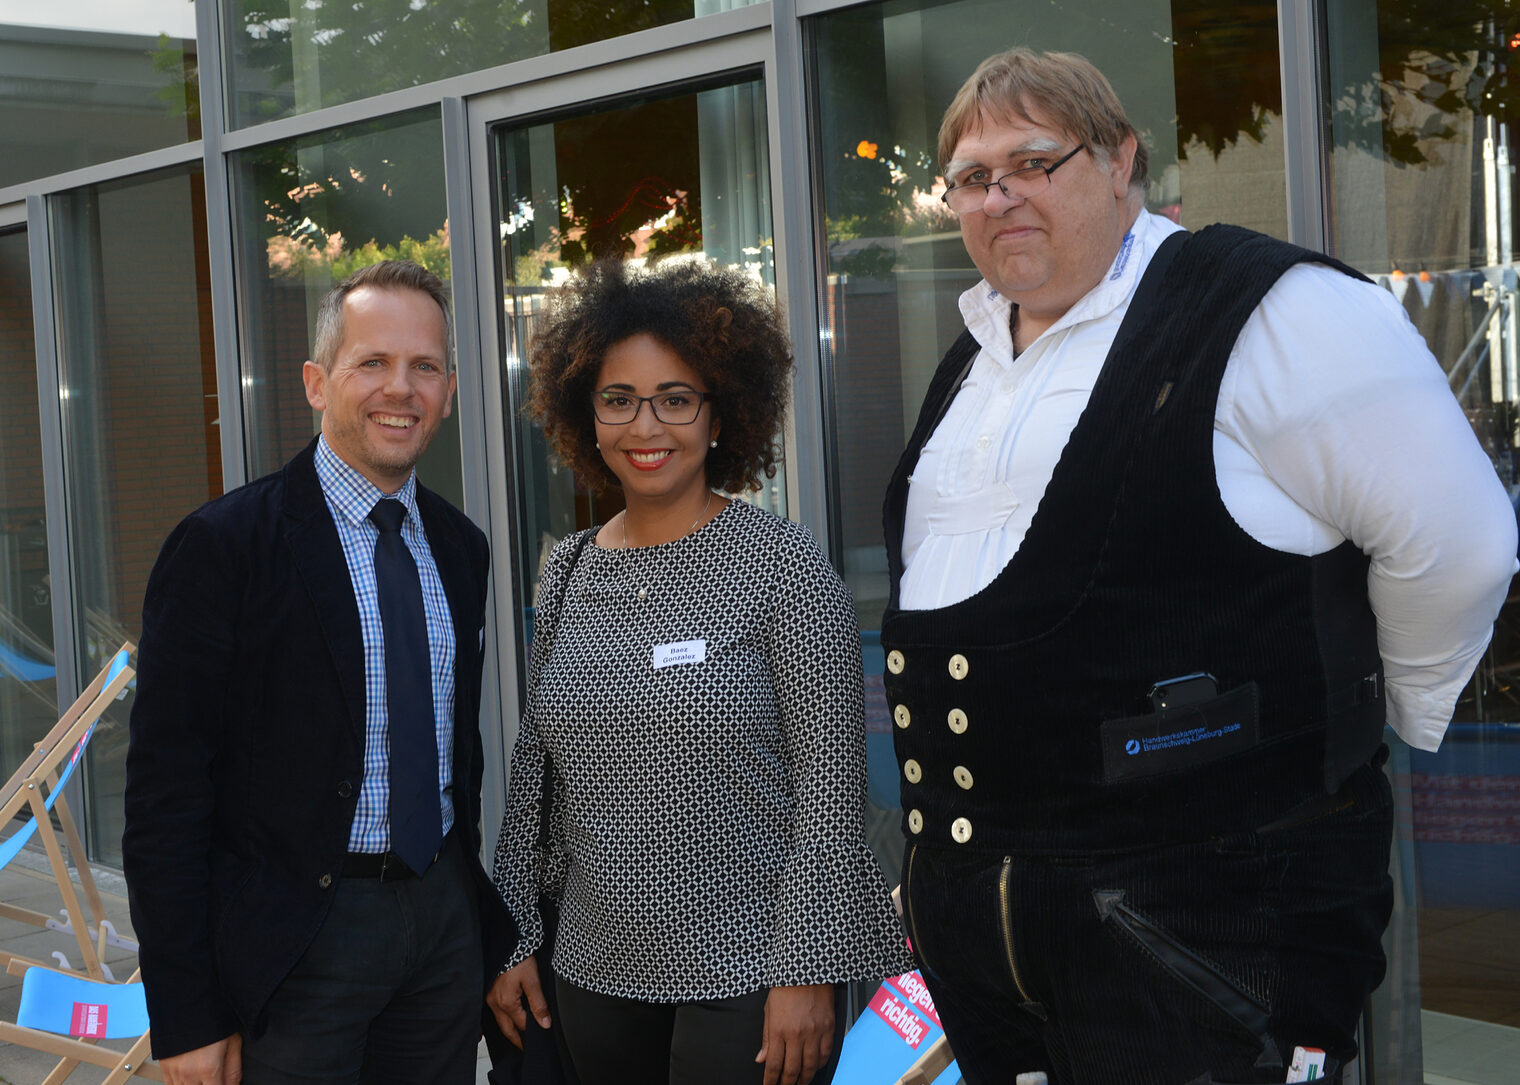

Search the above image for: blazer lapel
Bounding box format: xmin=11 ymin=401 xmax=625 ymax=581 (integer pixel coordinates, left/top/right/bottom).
xmin=282 ymin=440 xmax=368 ymax=741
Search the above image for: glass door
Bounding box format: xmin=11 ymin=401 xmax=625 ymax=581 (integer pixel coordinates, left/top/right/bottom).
xmin=491 ymin=72 xmax=777 ymax=652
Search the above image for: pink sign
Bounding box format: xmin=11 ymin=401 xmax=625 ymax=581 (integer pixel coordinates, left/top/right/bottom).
xmin=70 ymin=1001 xmax=107 ymax=1038
xmin=867 ymin=986 xmax=929 ymax=1049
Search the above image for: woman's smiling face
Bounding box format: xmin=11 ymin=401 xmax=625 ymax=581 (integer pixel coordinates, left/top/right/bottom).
xmin=592 ymin=332 xmax=718 ymax=508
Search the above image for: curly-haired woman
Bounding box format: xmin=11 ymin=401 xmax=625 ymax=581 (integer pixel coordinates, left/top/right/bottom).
xmin=488 ymin=258 xmax=908 ymax=1085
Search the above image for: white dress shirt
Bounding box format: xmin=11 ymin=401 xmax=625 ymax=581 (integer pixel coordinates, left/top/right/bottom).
xmin=901 ymin=209 xmax=1518 ymax=751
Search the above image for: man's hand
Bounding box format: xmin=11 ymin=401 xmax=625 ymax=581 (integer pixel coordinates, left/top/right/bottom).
xmin=161 ymin=1032 xmax=241 ymax=1085
xmin=487 ymin=955 xmax=551 ymax=1050
xmin=755 ymin=984 xmax=834 ymax=1085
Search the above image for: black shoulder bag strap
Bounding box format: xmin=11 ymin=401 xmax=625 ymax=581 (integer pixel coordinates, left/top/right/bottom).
xmin=535 ymin=527 xmax=595 ymax=849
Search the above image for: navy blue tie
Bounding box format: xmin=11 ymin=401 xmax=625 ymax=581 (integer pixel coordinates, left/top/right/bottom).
xmin=368 ymin=498 xmax=442 ymax=875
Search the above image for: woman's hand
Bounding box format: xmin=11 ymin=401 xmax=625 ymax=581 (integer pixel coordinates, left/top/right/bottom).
xmin=486 ymin=956 xmax=551 ymax=1049
xmin=755 ymin=983 xmax=834 ymax=1085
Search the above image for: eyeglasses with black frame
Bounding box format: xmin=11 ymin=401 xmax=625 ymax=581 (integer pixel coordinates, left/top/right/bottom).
xmin=592 ymin=388 xmax=714 ymax=425
xmin=941 ymin=144 xmax=1088 ymax=215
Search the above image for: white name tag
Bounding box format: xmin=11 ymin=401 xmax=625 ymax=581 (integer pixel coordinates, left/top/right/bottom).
xmin=653 ymin=639 xmax=707 ymax=669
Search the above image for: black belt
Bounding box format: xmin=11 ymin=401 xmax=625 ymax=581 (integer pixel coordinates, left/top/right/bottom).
xmin=343 ymin=834 xmax=447 ymax=882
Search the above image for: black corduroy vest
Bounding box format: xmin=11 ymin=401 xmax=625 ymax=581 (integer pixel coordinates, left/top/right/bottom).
xmin=880 ymin=225 xmax=1386 ymax=853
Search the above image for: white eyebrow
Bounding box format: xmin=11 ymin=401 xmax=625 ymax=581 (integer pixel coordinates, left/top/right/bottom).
xmin=945 ymin=137 xmax=1065 ymax=181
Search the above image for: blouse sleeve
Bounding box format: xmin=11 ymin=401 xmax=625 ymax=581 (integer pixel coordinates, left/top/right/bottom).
xmin=490 ymin=533 xmax=581 ymax=972
xmin=761 ymin=522 xmax=913 ymax=986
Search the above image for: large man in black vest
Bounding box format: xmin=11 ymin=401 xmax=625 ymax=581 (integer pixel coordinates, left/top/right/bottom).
xmin=883 ymin=49 xmax=1516 ymax=1085
xmin=124 ymin=260 xmax=514 ymax=1084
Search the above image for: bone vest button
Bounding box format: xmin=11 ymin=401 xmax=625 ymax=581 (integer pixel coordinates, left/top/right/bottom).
xmin=948 ymin=654 xmax=969 ymax=680
xmin=894 ymin=704 xmax=912 ymax=729
xmin=908 ymin=809 xmax=924 ymax=834
xmin=904 ymin=758 xmax=922 ymax=783
xmin=887 ymin=649 xmax=905 ymax=674
xmin=951 ymin=817 xmax=973 ymax=844
xmin=947 ymin=708 xmax=968 ymax=734
xmin=954 ymin=765 xmax=974 ymax=790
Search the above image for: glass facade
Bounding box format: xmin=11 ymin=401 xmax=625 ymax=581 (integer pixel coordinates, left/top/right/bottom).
xmin=1326 ymin=5 xmax=1520 ymax=1080
xmin=231 ymin=106 xmax=463 ymax=508
xmin=50 ymin=165 xmax=218 ymax=866
xmin=0 ymin=229 xmax=57 ymax=773
xmin=494 ymin=76 xmax=775 ymax=634
xmin=222 ymin=0 xmax=761 ymax=128
xmin=0 ymin=1 xmax=1514 ymax=1077
xmin=0 ymin=3 xmax=198 ymax=190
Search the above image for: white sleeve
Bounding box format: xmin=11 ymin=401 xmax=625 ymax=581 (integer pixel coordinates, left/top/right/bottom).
xmin=1220 ymin=263 xmax=1517 ymax=751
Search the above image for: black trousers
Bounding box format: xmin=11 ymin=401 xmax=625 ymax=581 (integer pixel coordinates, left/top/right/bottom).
xmin=554 ymin=977 xmax=847 ymax=1085
xmin=900 ymin=759 xmax=1394 ymax=1085
xmin=241 ymin=833 xmax=484 ymax=1084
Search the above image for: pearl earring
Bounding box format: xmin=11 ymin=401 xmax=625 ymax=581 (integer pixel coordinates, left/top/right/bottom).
xmin=709 ymin=439 xmax=718 ymax=448
xmin=595 ymin=441 xmax=601 ymax=449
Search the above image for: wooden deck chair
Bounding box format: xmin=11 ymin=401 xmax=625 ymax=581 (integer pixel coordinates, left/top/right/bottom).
xmin=0 ymin=643 xmax=136 ymax=980
xmin=0 ymin=957 xmax=161 ymax=1082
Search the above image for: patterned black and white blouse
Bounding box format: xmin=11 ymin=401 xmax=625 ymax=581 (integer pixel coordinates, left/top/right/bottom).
xmin=492 ymin=498 xmax=911 ymax=1001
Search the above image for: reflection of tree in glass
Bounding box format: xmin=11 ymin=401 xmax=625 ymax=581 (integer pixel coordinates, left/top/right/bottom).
xmin=239 ymin=113 xmax=448 ymax=278
xmin=549 ymin=96 xmax=705 ymax=265
xmin=229 ymin=0 xmax=543 ymax=122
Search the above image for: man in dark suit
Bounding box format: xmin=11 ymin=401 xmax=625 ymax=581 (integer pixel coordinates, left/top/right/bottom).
xmin=123 ymin=260 xmax=514 ymax=1084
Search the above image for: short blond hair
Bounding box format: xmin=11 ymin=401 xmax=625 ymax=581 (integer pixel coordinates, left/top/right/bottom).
xmin=939 ymin=48 xmax=1148 ymax=192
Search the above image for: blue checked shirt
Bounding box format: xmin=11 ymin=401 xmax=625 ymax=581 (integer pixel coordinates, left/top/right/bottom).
xmin=315 ymin=436 xmax=457 ymax=852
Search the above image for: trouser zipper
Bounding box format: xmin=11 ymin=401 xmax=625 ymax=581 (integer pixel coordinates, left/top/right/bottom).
xmin=1000 ymin=856 xmax=1046 ymax=1018
xmin=905 ymin=845 xmax=934 ymax=976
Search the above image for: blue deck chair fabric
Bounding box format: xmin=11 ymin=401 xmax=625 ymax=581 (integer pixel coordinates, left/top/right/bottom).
xmin=0 ymin=648 xmax=128 ymax=870
xmin=834 ymin=971 xmax=961 ymax=1085
xmin=0 ymin=638 xmax=56 ymax=682
xmin=16 ymin=968 xmax=150 ymax=1040
xmin=0 ymin=712 xmax=101 ymax=870
xmin=0 ymin=644 xmax=137 ymax=979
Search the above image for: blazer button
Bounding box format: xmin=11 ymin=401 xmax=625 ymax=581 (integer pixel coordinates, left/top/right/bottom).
xmin=947 ymin=708 xmax=968 ymax=734
xmin=903 ymin=758 xmax=922 ymax=784
xmin=318 ymin=873 xmax=333 ymax=889
xmin=951 ymin=817 xmax=973 ymax=844
xmin=953 ymin=765 xmax=974 ymax=790
xmin=894 ymin=704 xmax=912 ymax=729
xmin=886 ymin=650 xmax=905 ymax=675
xmin=948 ymin=654 xmax=970 ymax=680
xmin=337 ymin=781 xmax=353 ymax=799
xmin=908 ymin=809 xmax=924 ymax=834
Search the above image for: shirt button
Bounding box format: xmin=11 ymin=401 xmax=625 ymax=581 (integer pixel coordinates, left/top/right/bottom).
xmin=894 ymin=704 xmax=912 ymax=729
xmin=886 ymin=650 xmax=905 ymax=675
xmin=947 ymin=708 xmax=968 ymax=734
xmin=976 ymin=434 xmax=992 ymax=451
xmin=951 ymin=817 xmax=973 ymax=844
xmin=318 ymin=873 xmax=333 ymax=889
xmin=948 ymin=654 xmax=970 ymax=680
xmin=1000 ymin=378 xmax=1016 ymax=396
xmin=954 ymin=765 xmax=974 ymax=790
xmin=337 ymin=781 xmax=353 ymax=799
xmin=904 ymin=758 xmax=922 ymax=784
xmin=637 ymin=587 xmax=649 ymax=601
xmin=908 ymin=809 xmax=924 ymax=834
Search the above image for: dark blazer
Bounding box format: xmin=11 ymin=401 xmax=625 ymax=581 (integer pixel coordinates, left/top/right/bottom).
xmin=123 ymin=437 xmax=516 ymax=1059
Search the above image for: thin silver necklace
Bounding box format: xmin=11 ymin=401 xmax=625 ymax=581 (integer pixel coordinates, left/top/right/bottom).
xmin=621 ymin=490 xmax=712 ymax=549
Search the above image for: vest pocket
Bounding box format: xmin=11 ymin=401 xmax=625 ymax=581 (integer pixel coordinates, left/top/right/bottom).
xmin=1099 ymin=682 xmax=1260 ymax=784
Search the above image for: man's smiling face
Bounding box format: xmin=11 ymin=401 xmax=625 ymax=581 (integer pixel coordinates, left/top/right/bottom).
xmin=949 ymin=103 xmax=1137 ymax=337
xmin=302 ymin=284 xmax=455 ymax=493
